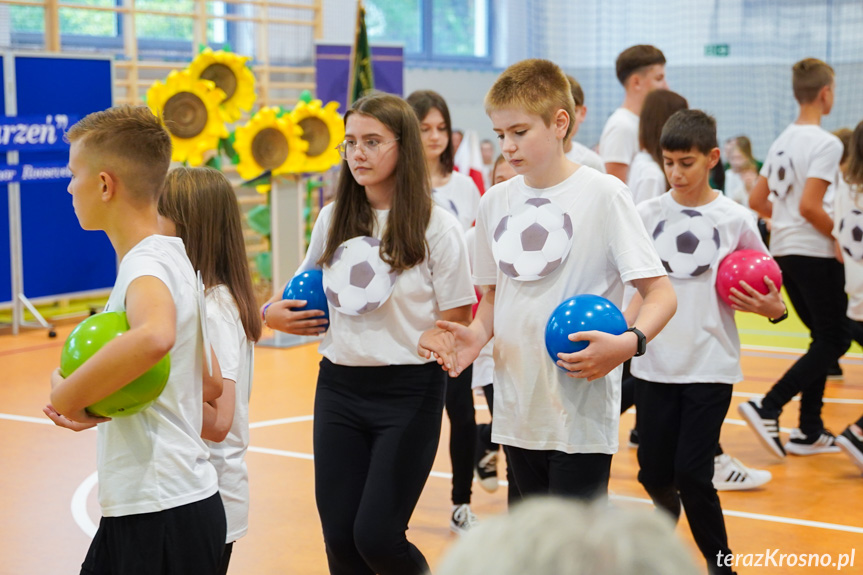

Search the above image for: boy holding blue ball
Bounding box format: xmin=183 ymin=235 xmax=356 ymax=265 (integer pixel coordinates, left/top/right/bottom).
xmin=628 ymin=109 xmax=786 ymax=575
xmin=420 ymin=59 xmax=676 ymax=500
xmin=45 ymin=107 xmax=226 ymax=574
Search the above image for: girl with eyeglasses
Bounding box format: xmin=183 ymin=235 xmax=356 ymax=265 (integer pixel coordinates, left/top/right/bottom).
xmin=263 ymin=92 xmax=475 ymax=575
xmin=406 ymin=89 xmax=483 ymax=535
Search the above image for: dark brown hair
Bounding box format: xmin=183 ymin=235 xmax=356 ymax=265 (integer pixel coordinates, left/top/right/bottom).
xmin=566 ymin=74 xmax=585 ymax=108
xmin=66 ymin=105 xmax=172 ymax=201
xmin=639 ymin=90 xmax=689 ymax=177
xmin=318 ymin=93 xmax=432 ymax=272
xmin=407 ymin=90 xmax=455 ymax=175
xmin=158 ymin=167 xmax=262 ymax=343
xmin=660 ymin=109 xmax=718 ymax=156
xmin=616 ymin=45 xmax=666 ymax=86
xmin=792 ymin=58 xmax=835 ymax=104
xmin=845 ymin=121 xmax=863 ymax=188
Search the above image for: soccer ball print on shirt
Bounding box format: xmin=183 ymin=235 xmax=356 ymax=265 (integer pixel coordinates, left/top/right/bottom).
xmin=491 ymin=197 xmax=574 ymax=281
xmin=652 ymin=208 xmax=721 ymax=278
xmin=838 ymin=209 xmax=863 ymax=261
xmin=323 ymin=236 xmax=398 ymax=315
xmin=766 ymin=150 xmax=795 ymax=199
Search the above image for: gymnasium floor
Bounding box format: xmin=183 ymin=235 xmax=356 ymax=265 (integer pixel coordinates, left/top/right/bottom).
xmin=2 ymin=311 xmax=862 ymax=574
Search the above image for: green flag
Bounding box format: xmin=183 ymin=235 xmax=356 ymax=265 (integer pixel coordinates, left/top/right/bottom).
xmin=348 ymin=0 xmax=374 ymax=105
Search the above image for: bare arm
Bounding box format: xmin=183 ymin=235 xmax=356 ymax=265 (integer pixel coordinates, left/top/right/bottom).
xmin=202 ymin=347 xmax=223 ymax=403
xmin=261 ymin=282 xmax=328 ymax=336
xmin=749 ymin=176 xmax=772 ymax=219
xmin=799 ymin=177 xmax=834 ymax=237
xmin=51 ymin=275 xmax=175 ymax=421
xmin=201 ymin=378 xmax=236 ymax=442
xmin=605 ymin=162 xmax=629 ymax=183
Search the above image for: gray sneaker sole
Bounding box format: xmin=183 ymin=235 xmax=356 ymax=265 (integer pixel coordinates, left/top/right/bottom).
xmin=737 ymin=402 xmax=786 ymax=459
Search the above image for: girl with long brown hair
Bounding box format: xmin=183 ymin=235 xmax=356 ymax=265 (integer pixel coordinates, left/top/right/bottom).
xmin=263 ymin=92 xmax=475 ymax=575
xmin=158 ymin=166 xmax=261 ymax=574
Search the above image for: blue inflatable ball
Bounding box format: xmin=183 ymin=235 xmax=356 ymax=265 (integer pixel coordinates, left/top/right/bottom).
xmin=283 ymin=270 xmax=329 ymax=327
xmin=545 ymin=294 xmax=628 ymax=366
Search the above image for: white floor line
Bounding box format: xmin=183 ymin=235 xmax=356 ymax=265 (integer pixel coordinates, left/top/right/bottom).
xmin=732 ymin=391 xmax=863 ymax=405
xmin=0 ymin=413 xmax=53 ymax=425
xmin=249 ymin=415 xmax=314 ymax=429
xmin=71 ymin=471 xmax=99 ymax=538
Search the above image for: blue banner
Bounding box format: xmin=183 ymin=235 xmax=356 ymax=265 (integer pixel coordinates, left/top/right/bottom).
xmin=0 ymin=114 xmax=77 ymax=152
xmin=0 ymin=161 xmax=71 ymax=183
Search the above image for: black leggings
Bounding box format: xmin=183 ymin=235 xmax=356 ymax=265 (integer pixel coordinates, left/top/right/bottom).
xmin=445 ymin=365 xmax=475 ymax=505
xmin=313 ymin=359 xmax=445 ymax=575
xmin=635 ymin=378 xmax=733 ymax=575
xmin=763 ymin=256 xmax=850 ymax=433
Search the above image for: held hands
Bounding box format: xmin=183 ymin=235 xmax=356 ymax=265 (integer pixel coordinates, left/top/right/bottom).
xmin=556 ymin=330 xmax=637 ymax=381
xmin=46 ymin=368 xmax=110 ymax=429
xmin=418 ymin=320 xmax=482 ymax=378
xmin=262 ymin=299 xmax=328 ymax=336
xmin=727 ymin=276 xmax=785 ymax=320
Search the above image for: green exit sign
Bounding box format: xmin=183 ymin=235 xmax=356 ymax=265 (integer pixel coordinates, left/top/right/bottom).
xmin=705 ymin=43 xmax=730 ymax=57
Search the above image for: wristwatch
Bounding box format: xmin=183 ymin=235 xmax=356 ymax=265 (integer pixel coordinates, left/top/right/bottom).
xmin=627 ymin=326 xmax=647 ymax=357
xmin=768 ymin=305 xmax=788 ymax=324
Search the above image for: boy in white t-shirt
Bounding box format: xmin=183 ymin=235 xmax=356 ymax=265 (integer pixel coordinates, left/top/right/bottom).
xmin=420 ymin=59 xmax=677 ymax=500
xmin=44 ymin=107 xmax=225 ymax=574
xmin=563 ymin=75 xmax=605 ymax=173
xmin=599 ymin=45 xmax=668 ymax=183
xmin=740 ymin=58 xmax=850 ymax=458
xmin=630 ymin=110 xmax=786 ymax=575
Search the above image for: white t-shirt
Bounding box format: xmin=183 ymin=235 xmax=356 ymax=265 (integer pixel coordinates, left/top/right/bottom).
xmin=628 ymin=151 xmax=666 ymax=205
xmin=205 ymin=285 xmax=254 ymax=543
xmin=298 ymin=203 xmax=476 ymax=366
xmin=99 ymin=235 xmax=218 ymax=517
xmin=465 ymin=227 xmax=494 ymax=390
xmin=473 ymin=167 xmax=666 ymax=454
xmin=630 ymin=193 xmax=768 ymax=384
xmin=433 ymin=171 xmax=482 ymax=231
xmin=761 ymin=123 xmax=842 ymax=258
xmin=598 ymin=108 xmax=640 ymax=173
xmin=724 ymin=169 xmax=747 ymax=206
xmin=565 ymin=141 xmax=607 ymax=173
xmin=833 ymin=178 xmax=863 ymax=321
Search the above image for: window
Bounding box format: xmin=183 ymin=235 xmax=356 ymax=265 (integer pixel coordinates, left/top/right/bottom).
xmin=365 ymin=0 xmax=492 ymax=66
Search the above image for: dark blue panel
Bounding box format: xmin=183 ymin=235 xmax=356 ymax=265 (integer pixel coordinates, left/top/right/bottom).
xmin=0 ymin=54 xmax=10 ymax=303
xmin=13 ymin=56 xmax=115 ymax=299
xmin=315 ymin=45 xmax=404 ymax=113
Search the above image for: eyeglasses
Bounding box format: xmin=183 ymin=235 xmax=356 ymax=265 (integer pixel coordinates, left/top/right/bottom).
xmin=336 ymin=138 xmax=399 ymax=160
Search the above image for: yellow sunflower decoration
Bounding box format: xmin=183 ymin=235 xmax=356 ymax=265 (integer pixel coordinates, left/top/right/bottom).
xmin=234 ymin=107 xmax=308 ymax=185
xmin=290 ymin=99 xmax=345 ymax=173
xmin=187 ymin=48 xmax=257 ymax=123
xmin=147 ymin=70 xmax=228 ymax=166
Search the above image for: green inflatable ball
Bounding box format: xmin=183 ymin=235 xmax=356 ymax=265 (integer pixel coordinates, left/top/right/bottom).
xmin=60 ymin=311 xmax=170 ymax=418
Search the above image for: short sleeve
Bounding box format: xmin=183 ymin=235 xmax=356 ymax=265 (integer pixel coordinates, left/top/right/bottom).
xmin=472 ymin=194 xmax=498 ymax=286
xmin=605 ymin=186 xmax=666 ymax=283
xmin=428 ymin=211 xmax=477 ymax=311
xmin=206 ymin=289 xmax=241 ymax=381
xmin=599 ymin=117 xmax=638 ymax=166
xmin=807 ymin=135 xmax=843 ymax=185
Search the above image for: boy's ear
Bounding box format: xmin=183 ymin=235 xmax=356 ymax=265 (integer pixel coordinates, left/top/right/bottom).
xmin=554 ymin=109 xmax=570 ymax=139
xmin=99 ymin=171 xmax=117 ymax=202
xmin=707 ymin=147 xmax=721 ymax=169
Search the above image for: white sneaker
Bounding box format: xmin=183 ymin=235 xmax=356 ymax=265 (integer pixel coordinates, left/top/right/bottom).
xmin=713 ymin=454 xmax=772 ymax=491
xmin=450 ymin=504 xmax=478 ymax=535
xmin=475 ymin=450 xmax=499 ymax=493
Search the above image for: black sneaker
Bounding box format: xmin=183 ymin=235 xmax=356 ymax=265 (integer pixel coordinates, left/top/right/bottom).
xmin=836 ymin=427 xmax=863 ymax=473
xmin=738 ymin=399 xmax=785 ymax=458
xmin=474 ymin=449 xmax=499 ymax=493
xmin=827 ymin=364 xmax=844 ymax=381
xmin=628 ymin=428 xmax=639 ymax=448
xmin=784 ymin=428 xmax=840 ymax=455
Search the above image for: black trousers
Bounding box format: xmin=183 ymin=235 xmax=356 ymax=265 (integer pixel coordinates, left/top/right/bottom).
xmin=444 ymin=365 xmax=475 ymax=505
xmin=504 ymin=446 xmax=612 ymax=500
xmin=313 ymin=358 xmax=445 ymax=575
xmin=635 ymin=378 xmax=733 ymax=575
xmin=81 ymin=492 xmax=226 ymax=575
xmin=764 ymin=256 xmax=850 ymax=434
xmin=479 ymin=384 xmax=518 ymax=505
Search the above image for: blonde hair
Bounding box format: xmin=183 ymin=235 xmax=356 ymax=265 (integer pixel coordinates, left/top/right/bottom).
xmin=159 ymin=167 xmax=262 ymax=343
xmin=436 ymin=497 xmax=699 ymax=575
xmin=485 ymin=59 xmax=575 ymax=141
xmin=792 ymin=58 xmax=835 ymax=104
xmin=66 ymin=106 xmax=172 ymax=202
